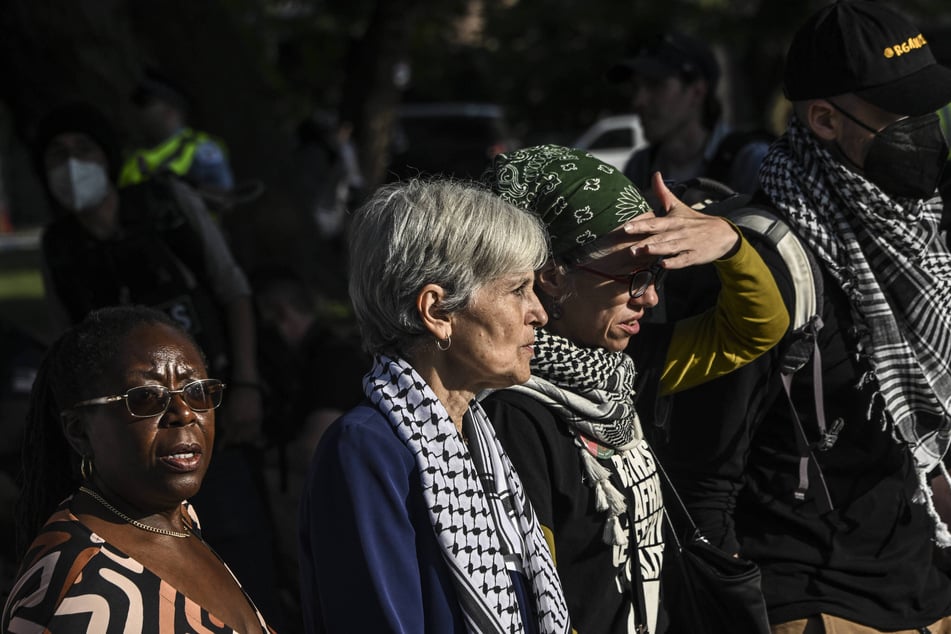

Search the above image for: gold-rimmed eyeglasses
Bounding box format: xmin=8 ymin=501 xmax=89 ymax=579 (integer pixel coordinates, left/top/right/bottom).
xmin=62 ymin=378 xmax=226 ymax=418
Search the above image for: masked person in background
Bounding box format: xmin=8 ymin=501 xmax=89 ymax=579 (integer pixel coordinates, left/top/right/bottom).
xmin=34 ymin=102 xmax=261 ymax=444
xmin=652 ymin=2 xmax=951 ymax=632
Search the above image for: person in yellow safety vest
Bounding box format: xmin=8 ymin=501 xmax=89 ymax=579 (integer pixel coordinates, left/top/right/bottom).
xmin=119 ymin=70 xmax=235 ymax=195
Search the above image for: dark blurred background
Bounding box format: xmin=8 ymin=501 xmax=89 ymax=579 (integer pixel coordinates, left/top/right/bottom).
xmin=0 ymin=0 xmax=949 ymax=341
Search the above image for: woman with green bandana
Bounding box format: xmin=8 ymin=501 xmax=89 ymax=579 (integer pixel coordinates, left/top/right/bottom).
xmin=481 ymin=144 xmax=788 ymax=634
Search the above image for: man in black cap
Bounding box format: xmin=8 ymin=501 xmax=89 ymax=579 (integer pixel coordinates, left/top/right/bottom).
xmin=608 ymin=31 xmax=770 ymax=197
xmin=649 ymin=2 xmax=951 ymax=632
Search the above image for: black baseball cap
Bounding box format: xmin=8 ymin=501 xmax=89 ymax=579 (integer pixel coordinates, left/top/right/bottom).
xmin=607 ymin=32 xmax=720 ymax=88
xmin=131 ymin=67 xmax=190 ymax=111
xmin=784 ymin=0 xmax=951 ymax=116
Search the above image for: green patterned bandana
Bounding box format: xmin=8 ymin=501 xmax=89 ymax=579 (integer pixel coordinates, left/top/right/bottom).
xmin=486 ymin=144 xmax=651 ymax=258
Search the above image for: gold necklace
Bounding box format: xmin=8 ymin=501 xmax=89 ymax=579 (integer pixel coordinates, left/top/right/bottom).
xmin=79 ymin=486 xmax=190 ymax=538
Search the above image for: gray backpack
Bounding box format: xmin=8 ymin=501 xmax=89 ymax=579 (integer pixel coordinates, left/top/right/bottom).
xmin=679 ymin=178 xmax=835 ymax=511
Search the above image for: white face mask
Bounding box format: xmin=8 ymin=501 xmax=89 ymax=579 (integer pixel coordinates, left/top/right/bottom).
xmin=47 ymin=158 xmax=109 ymax=212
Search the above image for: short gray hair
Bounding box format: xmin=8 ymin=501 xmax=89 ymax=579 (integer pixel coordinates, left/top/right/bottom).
xmin=349 ymin=178 xmax=549 ymax=355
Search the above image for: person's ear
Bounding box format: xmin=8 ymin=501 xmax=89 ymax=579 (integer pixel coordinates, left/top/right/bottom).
xmin=416 ymin=283 xmax=451 ymax=340
xmin=61 ymin=411 xmax=92 ymax=457
xmin=536 ymin=260 xmax=569 ymax=299
xmin=805 ymin=99 xmax=839 ymax=141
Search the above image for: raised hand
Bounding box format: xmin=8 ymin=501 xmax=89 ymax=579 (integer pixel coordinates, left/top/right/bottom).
xmin=621 ymin=171 xmax=740 ymax=269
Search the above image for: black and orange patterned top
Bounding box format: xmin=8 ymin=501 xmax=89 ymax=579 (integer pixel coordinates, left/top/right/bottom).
xmin=2 ymin=499 xmax=275 ymax=633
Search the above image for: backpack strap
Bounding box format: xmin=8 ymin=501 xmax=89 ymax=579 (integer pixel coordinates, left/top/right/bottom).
xmin=723 ymin=207 xmax=822 ymax=345
xmin=724 ymin=206 xmax=834 ymax=512
xmin=782 ymin=368 xmax=834 ymax=512
xmin=675 ymin=178 xmax=835 ymax=512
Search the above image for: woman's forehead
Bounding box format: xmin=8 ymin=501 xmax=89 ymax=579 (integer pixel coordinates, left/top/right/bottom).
xmin=588 ymin=242 xmax=653 ymax=271
xmin=115 ymin=324 xmax=202 ymax=364
xmin=597 ymin=214 xmax=657 ymax=251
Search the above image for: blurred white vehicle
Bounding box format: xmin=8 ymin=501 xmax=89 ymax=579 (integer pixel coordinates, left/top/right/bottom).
xmin=572 ymin=114 xmax=646 ymax=171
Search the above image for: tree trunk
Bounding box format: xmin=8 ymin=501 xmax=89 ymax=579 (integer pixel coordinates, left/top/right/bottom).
xmin=340 ymin=0 xmax=422 ymax=190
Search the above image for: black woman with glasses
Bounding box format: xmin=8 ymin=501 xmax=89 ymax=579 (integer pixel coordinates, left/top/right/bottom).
xmin=4 ymin=306 xmax=276 ymax=633
xmin=482 ymin=144 xmax=788 ymax=634
xmin=28 ymin=102 xmax=286 ymax=628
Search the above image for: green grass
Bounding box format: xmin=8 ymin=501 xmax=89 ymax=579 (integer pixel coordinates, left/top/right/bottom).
xmin=0 ymin=269 xmax=44 ymax=300
xmin=0 ymin=247 xmax=54 ymax=342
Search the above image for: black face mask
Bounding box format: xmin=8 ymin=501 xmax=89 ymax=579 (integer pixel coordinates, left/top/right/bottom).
xmin=830 ymin=102 xmax=948 ymax=200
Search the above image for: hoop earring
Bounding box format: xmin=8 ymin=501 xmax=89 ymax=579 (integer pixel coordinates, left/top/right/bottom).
xmin=436 ymin=335 xmax=451 ymax=351
xmin=80 ymin=455 xmax=94 ymax=481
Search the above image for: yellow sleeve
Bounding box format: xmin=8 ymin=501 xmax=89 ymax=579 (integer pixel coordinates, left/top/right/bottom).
xmin=659 ymin=230 xmax=789 ymax=396
xmin=540 ymin=524 xmax=557 ymax=564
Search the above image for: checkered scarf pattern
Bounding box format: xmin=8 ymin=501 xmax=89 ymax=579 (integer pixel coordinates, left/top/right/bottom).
xmin=508 ymin=328 xmax=642 ymax=448
xmin=506 ymin=327 xmax=645 ymax=557
xmin=365 ymin=354 xmax=571 ymax=634
xmin=759 ymin=115 xmax=951 ymax=476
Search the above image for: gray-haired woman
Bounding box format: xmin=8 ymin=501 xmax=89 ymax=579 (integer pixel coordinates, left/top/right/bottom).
xmin=298 ymin=179 xmax=571 ymax=633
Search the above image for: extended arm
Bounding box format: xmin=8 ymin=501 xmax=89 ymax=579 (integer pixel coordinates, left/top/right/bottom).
xmin=659 ymin=235 xmax=788 ymax=394
xmin=621 ymin=174 xmax=789 ymax=395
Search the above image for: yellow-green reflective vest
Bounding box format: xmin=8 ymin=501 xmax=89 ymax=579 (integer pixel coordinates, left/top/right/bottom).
xmin=119 ymin=127 xmax=221 ymax=187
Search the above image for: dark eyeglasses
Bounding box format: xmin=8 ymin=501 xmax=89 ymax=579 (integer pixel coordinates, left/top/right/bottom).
xmin=574 ymin=258 xmax=667 ymax=299
xmin=63 ymin=379 xmax=226 ymax=418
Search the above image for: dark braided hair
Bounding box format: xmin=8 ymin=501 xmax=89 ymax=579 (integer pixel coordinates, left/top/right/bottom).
xmin=15 ymin=305 xmax=196 ymax=558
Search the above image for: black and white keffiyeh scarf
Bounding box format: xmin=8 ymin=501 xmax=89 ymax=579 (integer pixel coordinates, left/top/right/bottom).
xmin=505 ymin=329 xmax=665 ymax=628
xmin=760 ymin=116 xmax=951 ymax=541
xmin=507 ymin=329 xmax=644 ymax=544
xmin=364 ymin=354 xmax=571 ymax=634
xmin=512 ymin=328 xmax=642 ymax=447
